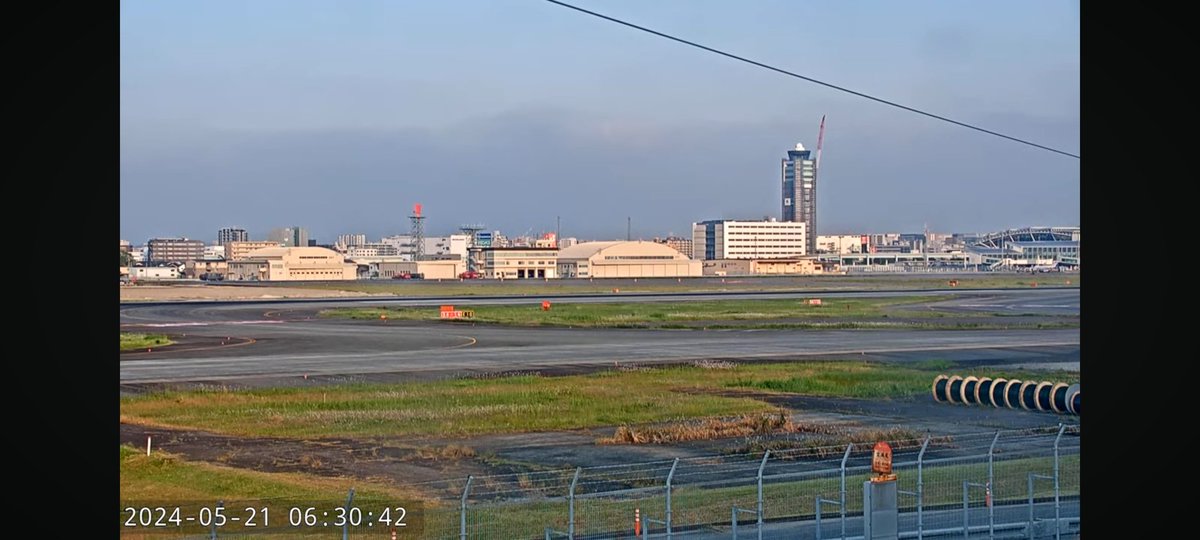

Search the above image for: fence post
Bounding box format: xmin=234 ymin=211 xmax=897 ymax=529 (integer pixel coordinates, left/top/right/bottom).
xmin=757 ymin=450 xmax=770 ymax=540
xmin=1027 ymin=473 xmax=1035 ymax=540
xmin=815 ymin=498 xmax=822 ymax=540
xmin=460 ymin=475 xmax=473 ymax=540
xmin=568 ymin=467 xmax=581 ymax=540
xmin=962 ymin=481 xmax=969 ymax=540
xmin=341 ymin=488 xmax=355 ymax=540
xmin=211 ymin=500 xmax=222 ymax=540
xmin=732 ymin=507 xmax=738 ymax=538
xmin=988 ymin=431 xmax=1000 ymax=540
xmin=666 ymin=458 xmax=679 ymax=539
xmin=917 ymin=436 xmax=930 ymax=540
xmin=840 ymin=444 xmax=853 ymax=540
xmin=1053 ymin=424 xmax=1066 ymax=540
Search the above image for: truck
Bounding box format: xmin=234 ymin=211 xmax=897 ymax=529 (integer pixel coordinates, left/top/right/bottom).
xmin=459 ymin=270 xmax=482 ymax=279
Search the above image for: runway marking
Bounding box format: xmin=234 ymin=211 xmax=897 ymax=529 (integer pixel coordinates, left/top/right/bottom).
xmin=122 ymin=337 xmax=258 ymax=356
xmin=121 ymin=321 xmax=286 ymax=328
xmin=445 ymin=336 xmax=478 ymax=350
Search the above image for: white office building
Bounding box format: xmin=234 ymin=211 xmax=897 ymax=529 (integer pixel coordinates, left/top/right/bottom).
xmin=691 ymin=219 xmax=807 ymax=260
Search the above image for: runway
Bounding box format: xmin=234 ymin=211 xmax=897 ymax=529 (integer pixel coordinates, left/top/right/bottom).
xmin=120 ymin=288 xmax=1079 ymax=385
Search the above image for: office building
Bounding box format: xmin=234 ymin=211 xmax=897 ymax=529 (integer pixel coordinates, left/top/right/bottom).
xmin=691 ymin=219 xmax=807 ymax=260
xmin=476 ymin=247 xmax=558 ymax=279
xmin=337 ymin=234 xmax=367 ymax=247
xmin=782 ymin=143 xmax=818 ymax=255
xmin=217 ymin=227 xmax=249 ymax=246
xmin=147 ymin=237 xmax=205 ymax=263
xmin=268 ymin=226 xmax=309 ymax=248
xmin=653 ymin=237 xmax=694 ymax=257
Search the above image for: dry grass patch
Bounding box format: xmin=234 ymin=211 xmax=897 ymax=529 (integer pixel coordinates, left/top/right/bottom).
xmin=600 ymin=412 xmax=836 ymax=445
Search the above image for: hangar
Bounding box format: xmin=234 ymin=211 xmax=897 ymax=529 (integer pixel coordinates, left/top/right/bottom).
xmin=556 ymin=241 xmax=701 ymax=278
xmin=227 ymin=247 xmax=357 ymax=281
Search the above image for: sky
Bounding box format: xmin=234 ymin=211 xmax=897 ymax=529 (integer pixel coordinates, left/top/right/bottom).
xmin=121 ymin=0 xmax=1079 ymax=244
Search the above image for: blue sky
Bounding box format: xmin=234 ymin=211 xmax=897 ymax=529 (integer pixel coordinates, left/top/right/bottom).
xmin=121 ymin=0 xmax=1079 ymax=244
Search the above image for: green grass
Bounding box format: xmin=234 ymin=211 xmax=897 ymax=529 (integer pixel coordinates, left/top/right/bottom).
xmin=120 ymin=446 xmax=434 ymax=538
xmin=318 ymin=296 xmax=1047 ymax=329
xmin=120 ymin=361 xmax=1076 ymax=439
xmin=427 ymin=454 xmax=1080 ymax=538
xmin=120 ymin=445 xmax=418 ymax=502
xmin=275 ymin=274 xmax=1078 ymax=297
xmin=120 ymin=443 xmax=1078 ymax=538
xmin=730 ymin=364 xmax=1077 ymax=399
xmin=121 ymin=332 xmax=173 ymax=351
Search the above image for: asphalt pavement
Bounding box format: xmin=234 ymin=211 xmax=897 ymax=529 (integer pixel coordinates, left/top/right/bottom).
xmin=119 ymin=288 xmax=1079 ymax=385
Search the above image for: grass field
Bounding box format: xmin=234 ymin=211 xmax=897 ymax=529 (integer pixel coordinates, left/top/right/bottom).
xmin=280 ymin=274 xmax=1078 ymax=297
xmin=120 ymin=361 xmax=1077 ymax=439
xmin=121 ymin=332 xmax=173 ymax=351
xmin=120 ymin=445 xmax=432 ymax=538
xmin=318 ymin=296 xmax=1077 ymax=330
xmin=120 ymin=443 xmax=1077 ymax=537
xmin=458 ymin=453 xmax=1079 ymax=538
xmin=321 ymin=297 xmax=943 ymax=325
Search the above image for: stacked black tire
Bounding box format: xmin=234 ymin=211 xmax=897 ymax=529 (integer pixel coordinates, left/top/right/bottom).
xmin=932 ymin=375 xmax=1078 ymax=415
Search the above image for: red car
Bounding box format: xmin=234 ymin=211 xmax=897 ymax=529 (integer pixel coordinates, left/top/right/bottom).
xmin=459 ymin=271 xmax=482 ymax=279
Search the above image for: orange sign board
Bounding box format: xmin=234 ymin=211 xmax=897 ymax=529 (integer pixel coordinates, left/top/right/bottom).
xmin=872 ymin=442 xmax=893 ymax=475
xmin=440 ymin=310 xmax=474 ymax=319
xmin=807 ymin=299 xmax=823 ymax=305
xmin=440 ymin=305 xmax=455 ymax=312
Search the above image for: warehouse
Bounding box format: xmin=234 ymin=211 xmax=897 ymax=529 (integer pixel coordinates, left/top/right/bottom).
xmin=376 ymin=259 xmax=465 ymax=280
xmin=227 ymin=247 xmax=357 ymax=281
xmin=556 ymin=241 xmax=701 ymax=278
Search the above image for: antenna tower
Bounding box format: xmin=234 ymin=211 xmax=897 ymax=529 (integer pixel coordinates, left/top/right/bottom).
xmin=410 ymin=203 xmax=426 ymax=260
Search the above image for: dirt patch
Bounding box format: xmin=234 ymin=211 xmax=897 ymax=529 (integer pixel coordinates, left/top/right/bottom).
xmin=120 ymin=424 xmax=491 ymax=498
xmin=120 ymin=284 xmax=387 ymax=302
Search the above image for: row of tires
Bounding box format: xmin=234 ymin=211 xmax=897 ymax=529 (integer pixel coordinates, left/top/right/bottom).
xmin=932 ymin=375 xmax=1079 ymax=415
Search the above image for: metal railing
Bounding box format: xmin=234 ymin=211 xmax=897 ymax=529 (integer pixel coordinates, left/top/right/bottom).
xmin=156 ymin=425 xmax=1078 ymax=539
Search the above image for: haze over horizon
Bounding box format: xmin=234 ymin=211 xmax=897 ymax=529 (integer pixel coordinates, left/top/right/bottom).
xmin=121 ymin=0 xmax=1079 ymax=244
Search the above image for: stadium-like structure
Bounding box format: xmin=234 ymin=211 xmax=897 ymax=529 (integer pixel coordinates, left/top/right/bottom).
xmin=967 ymin=226 xmax=1079 ymax=270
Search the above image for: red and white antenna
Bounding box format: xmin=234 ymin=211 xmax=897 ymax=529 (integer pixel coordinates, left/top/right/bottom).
xmin=815 ymin=115 xmax=826 ymax=171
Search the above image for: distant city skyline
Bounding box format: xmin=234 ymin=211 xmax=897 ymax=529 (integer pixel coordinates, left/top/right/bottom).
xmin=121 ymin=1 xmax=1079 ymax=243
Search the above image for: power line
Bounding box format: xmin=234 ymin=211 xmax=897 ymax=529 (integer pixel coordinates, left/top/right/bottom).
xmin=544 ymin=0 xmax=1079 ymax=160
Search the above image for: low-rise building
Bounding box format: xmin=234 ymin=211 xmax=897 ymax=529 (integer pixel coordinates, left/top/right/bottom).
xmin=130 ymin=266 xmax=181 ymax=280
xmin=184 ymin=259 xmax=230 ymax=279
xmin=376 ymin=259 xmax=466 ymax=280
xmin=816 ymin=235 xmax=863 ymax=255
xmin=147 ymin=237 xmax=205 ymax=263
xmin=701 ymin=258 xmax=837 ymax=276
xmin=476 ymin=247 xmax=558 ymax=279
xmin=557 ymin=241 xmax=701 ymax=278
xmin=227 ymin=247 xmax=357 ymax=281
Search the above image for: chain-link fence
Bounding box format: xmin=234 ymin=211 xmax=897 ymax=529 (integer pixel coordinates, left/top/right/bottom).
xmin=125 ymin=425 xmax=1078 ymax=539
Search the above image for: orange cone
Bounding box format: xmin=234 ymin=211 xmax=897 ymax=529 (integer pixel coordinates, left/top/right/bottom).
xmin=634 ymin=507 xmax=641 ymax=536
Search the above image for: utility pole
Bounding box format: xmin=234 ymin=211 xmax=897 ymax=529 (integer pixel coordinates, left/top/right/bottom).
xmin=556 ymin=216 xmax=561 ymax=248
xmin=627 ymin=217 xmax=631 ymax=241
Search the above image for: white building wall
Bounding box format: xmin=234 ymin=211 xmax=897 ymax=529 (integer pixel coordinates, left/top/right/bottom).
xmin=693 ymin=220 xmax=806 ymax=259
